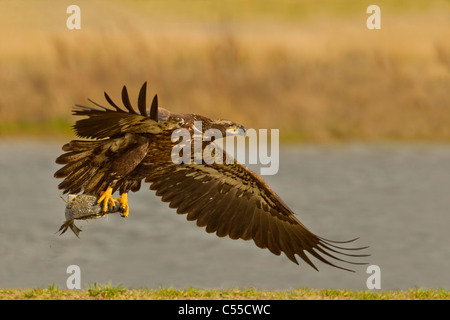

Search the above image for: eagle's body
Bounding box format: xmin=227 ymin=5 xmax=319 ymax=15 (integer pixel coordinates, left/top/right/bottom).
xmin=55 ymin=82 xmax=368 ymax=271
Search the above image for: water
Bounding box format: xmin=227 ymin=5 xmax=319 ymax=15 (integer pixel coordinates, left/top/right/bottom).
xmin=0 ymin=140 xmax=449 ymax=290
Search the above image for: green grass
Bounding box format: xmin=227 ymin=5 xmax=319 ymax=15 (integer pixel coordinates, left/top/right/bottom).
xmin=0 ymin=284 xmax=448 ymax=300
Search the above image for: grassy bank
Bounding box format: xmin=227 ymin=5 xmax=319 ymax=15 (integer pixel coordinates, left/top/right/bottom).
xmin=1 ymin=284 xmax=449 ymax=300
xmin=1 ymin=1 xmax=450 ymax=142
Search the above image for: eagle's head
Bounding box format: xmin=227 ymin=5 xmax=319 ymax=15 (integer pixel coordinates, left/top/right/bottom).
xmin=210 ymin=118 xmax=246 ymax=137
xmin=189 ymin=114 xmax=246 ymax=140
xmin=189 ymin=114 xmax=245 ymax=138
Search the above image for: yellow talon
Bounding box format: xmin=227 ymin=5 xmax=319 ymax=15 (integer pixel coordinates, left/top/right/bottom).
xmin=97 ymin=186 xmax=115 ymax=213
xmin=115 ymin=193 xmax=129 ymax=218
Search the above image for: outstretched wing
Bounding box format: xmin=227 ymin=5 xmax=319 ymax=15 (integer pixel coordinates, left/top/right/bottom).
xmin=143 ymin=158 xmax=369 ymax=271
xmin=72 ymin=82 xmax=161 ymax=140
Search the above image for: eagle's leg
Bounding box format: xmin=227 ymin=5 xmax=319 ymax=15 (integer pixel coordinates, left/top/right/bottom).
xmin=114 ymin=192 xmax=129 ymax=218
xmin=97 ymin=186 xmax=115 ymax=213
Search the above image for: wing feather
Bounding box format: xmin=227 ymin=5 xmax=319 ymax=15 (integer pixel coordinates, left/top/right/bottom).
xmin=121 ymin=85 xmax=138 ymax=114
xmin=218 ymin=196 xmax=243 ymax=238
xmin=144 ymin=161 xmax=369 ymax=271
xmin=150 ymin=94 xmax=159 ymax=121
xmin=71 ymin=85 xmax=163 ymax=140
xmin=104 ymin=91 xmax=126 ymax=112
xmin=138 ymin=82 xmax=148 ymax=116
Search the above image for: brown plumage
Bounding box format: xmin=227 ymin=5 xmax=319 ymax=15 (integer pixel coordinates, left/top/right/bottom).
xmin=55 ymin=82 xmax=369 ymax=271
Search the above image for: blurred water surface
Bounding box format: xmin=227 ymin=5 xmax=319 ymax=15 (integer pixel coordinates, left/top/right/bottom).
xmin=0 ymin=140 xmax=449 ymax=290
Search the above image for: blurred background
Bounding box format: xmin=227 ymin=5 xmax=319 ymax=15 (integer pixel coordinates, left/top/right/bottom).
xmin=1 ymin=0 xmax=449 ymax=291
xmin=1 ymin=0 xmax=450 ymax=141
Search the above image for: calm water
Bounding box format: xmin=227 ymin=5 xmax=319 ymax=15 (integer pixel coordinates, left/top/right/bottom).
xmin=0 ymin=140 xmax=449 ymax=290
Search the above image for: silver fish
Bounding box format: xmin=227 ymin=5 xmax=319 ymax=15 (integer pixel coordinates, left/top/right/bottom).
xmin=58 ymin=194 xmax=121 ymax=238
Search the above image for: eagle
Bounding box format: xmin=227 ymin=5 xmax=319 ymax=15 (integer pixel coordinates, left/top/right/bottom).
xmin=55 ymin=82 xmax=368 ymax=272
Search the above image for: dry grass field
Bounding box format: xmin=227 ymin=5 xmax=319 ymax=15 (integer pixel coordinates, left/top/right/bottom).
xmin=1 ymin=0 xmax=449 ymax=141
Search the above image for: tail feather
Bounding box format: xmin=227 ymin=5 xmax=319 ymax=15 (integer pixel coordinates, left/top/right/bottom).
xmin=84 ymin=171 xmax=108 ymax=193
xmin=54 ymin=159 xmax=89 ymax=178
xmin=56 ymin=149 xmax=93 ymax=165
xmin=62 ymin=140 xmax=105 ymax=152
xmin=55 ymin=140 xmax=112 ymax=195
xmin=58 ymin=165 xmax=96 ymax=194
xmin=55 ymin=132 xmax=149 ymax=195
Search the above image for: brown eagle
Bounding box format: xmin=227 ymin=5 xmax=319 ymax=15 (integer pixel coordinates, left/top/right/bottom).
xmin=55 ymin=82 xmax=368 ymax=271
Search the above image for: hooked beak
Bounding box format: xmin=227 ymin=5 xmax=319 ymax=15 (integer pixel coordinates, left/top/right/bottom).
xmin=226 ymin=124 xmax=246 ymax=137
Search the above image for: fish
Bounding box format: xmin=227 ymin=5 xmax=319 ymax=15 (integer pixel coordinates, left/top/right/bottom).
xmin=58 ymin=194 xmax=122 ymax=238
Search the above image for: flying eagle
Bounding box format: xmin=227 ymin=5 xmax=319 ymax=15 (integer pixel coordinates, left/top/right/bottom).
xmin=55 ymin=82 xmax=368 ymax=271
